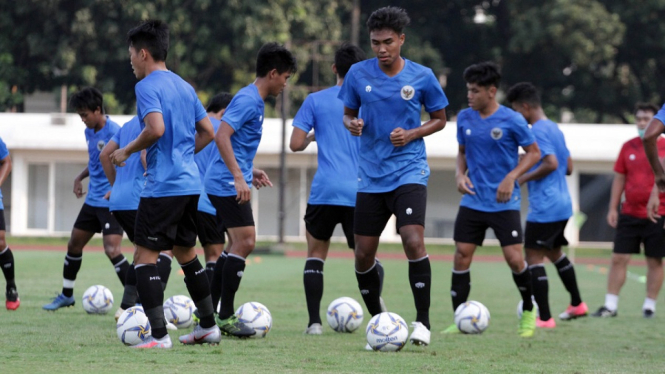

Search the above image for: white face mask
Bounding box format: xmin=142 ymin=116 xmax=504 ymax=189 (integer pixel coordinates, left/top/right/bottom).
xmin=638 ymin=128 xmax=646 ymax=139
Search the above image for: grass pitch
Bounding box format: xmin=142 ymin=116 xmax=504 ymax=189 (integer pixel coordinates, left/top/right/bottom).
xmin=0 ymin=248 xmax=662 ymax=373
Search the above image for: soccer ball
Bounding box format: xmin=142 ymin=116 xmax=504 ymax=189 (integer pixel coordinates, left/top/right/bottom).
xmin=116 ymin=306 xmax=151 ymax=346
xmin=326 ymin=297 xmax=364 ymax=333
xmin=164 ymin=295 xmax=194 ymax=329
xmin=365 ymin=312 xmax=409 ymax=352
xmin=235 ymin=301 xmax=272 ymax=338
xmin=454 ymin=300 xmax=490 ymax=334
xmin=82 ymin=285 xmax=114 ymax=314
xmin=516 ymin=297 xmax=539 ymax=319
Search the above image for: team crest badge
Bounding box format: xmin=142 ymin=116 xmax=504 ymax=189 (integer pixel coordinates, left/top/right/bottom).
xmin=490 ymin=128 xmax=503 ymax=140
xmin=97 ymin=140 xmax=106 ymax=151
xmin=401 ymin=85 xmax=415 ymax=101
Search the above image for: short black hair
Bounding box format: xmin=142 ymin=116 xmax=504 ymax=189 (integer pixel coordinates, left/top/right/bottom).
xmin=367 ymin=6 xmax=410 ymax=34
xmin=635 ymin=102 xmax=659 ymax=116
xmin=207 ymin=93 xmax=233 ymax=113
xmin=127 ymin=19 xmax=169 ymax=62
xmin=69 ymin=87 xmax=104 ymax=113
xmin=334 ymin=43 xmax=366 ymax=79
xmin=506 ymin=82 xmax=541 ymax=106
xmin=463 ymin=61 xmax=501 ymax=88
xmin=256 ymin=42 xmax=297 ymax=78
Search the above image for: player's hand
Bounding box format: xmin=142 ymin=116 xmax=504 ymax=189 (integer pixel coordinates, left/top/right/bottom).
xmin=607 ymin=209 xmax=619 ymax=227
xmin=456 ymin=174 xmax=475 ymax=195
xmin=346 ymin=118 xmax=364 ymax=136
xmin=73 ymin=178 xmax=86 ymax=198
xmin=110 ymin=147 xmax=129 ymax=167
xmin=496 ymin=176 xmax=515 ymax=203
xmin=656 ymin=172 xmax=665 ymax=192
xmin=252 ymin=168 xmax=273 ymax=190
xmin=234 ymin=176 xmax=251 ymax=204
xmin=647 ymin=195 xmax=661 ymax=223
xmin=103 ymin=191 xmax=112 ymax=200
xmin=390 ymin=127 xmax=413 ymax=147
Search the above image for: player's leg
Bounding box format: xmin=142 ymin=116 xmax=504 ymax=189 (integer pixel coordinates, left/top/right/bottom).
xmin=0 ymin=209 xmax=19 ymax=309
xmin=546 ymin=250 xmax=587 ymax=320
xmin=156 ymin=250 xmax=173 ymax=290
xmin=111 ymin=210 xmax=139 ymax=318
xmin=197 ymin=210 xmax=225 ymax=284
xmin=450 ymin=207 xmax=487 ymax=314
xmin=641 ymin=218 xmax=665 ymax=318
xmin=99 ymin=208 xmax=129 ymax=286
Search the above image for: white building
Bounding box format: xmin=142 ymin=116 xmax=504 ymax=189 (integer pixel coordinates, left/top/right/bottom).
xmin=0 ymin=113 xmax=634 ymax=247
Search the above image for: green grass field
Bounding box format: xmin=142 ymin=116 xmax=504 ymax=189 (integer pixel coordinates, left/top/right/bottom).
xmin=0 ymin=248 xmax=662 ymax=373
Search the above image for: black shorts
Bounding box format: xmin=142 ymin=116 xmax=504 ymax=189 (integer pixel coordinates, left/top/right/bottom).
xmin=524 ymin=220 xmax=569 ymax=250
xmin=354 ymin=184 xmax=427 ymax=237
xmin=134 ymin=195 xmax=199 ymax=252
xmin=304 ymin=204 xmax=355 ymax=248
xmin=0 ymin=209 xmax=5 ymax=231
xmin=112 ymin=210 xmax=138 ymax=243
xmin=197 ymin=211 xmax=226 ymax=246
xmin=73 ymin=204 xmax=123 ymax=236
xmin=208 ymin=194 xmax=254 ymax=229
xmin=454 ymin=206 xmax=523 ymax=247
xmin=613 ymin=214 xmax=665 ymax=258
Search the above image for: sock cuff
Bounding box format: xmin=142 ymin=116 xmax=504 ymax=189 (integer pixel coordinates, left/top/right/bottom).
xmin=111 ymin=256 xmax=128 ymax=266
xmin=452 ymin=268 xmax=470 ymax=275
xmin=180 ymin=257 xmax=201 ymax=269
xmin=222 ymin=251 xmax=228 ymax=257
xmin=528 ymin=263 xmax=545 ymax=269
xmin=227 ymin=253 xmax=246 ymax=262
xmin=305 ymin=257 xmax=325 ymax=264
xmin=513 ymin=261 xmax=528 ymax=275
xmin=0 ymin=246 xmax=9 ymax=255
xmin=356 ymin=261 xmax=377 ymax=275
xmin=554 ymin=253 xmax=568 ymax=265
xmin=134 ymin=263 xmax=157 ymax=270
xmin=408 ymin=255 xmax=429 ymax=263
xmin=206 ymin=261 xmax=216 ymax=266
xmin=65 ymin=253 xmax=82 ymax=261
xmin=159 ymin=253 xmax=173 ymax=261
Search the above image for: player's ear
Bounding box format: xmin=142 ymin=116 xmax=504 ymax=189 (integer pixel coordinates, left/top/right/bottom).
xmin=331 ymin=63 xmax=337 ymax=75
xmin=399 ymin=33 xmax=405 ymax=46
xmin=488 ymin=85 xmax=497 ymax=98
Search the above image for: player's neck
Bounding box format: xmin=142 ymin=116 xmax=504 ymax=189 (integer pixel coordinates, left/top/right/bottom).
xmin=93 ymin=115 xmax=106 ymax=133
xmin=478 ymin=100 xmax=500 ymax=119
xmin=253 ymin=78 xmax=271 ymax=100
xmin=336 ymin=76 xmax=343 ymax=86
xmin=378 ymin=56 xmax=404 ymax=77
xmin=530 ymin=108 xmax=548 ymax=125
xmin=143 ymin=61 xmax=168 ymax=78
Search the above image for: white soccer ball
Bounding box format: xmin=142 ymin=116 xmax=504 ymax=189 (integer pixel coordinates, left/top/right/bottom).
xmin=82 ymin=285 xmax=114 ymax=314
xmin=326 ymin=297 xmax=364 ymax=333
xmin=164 ymin=295 xmax=195 ymax=329
xmin=516 ymin=297 xmax=539 ymax=319
xmin=116 ymin=306 xmax=151 ymax=346
xmin=454 ymin=300 xmax=490 ymax=334
xmin=235 ymin=301 xmax=272 ymax=338
xmin=365 ymin=312 xmax=409 ymax=352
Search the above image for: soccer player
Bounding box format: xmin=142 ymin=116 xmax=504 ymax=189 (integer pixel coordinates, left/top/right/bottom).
xmin=0 ymin=137 xmax=18 ymax=310
xmin=204 ymin=42 xmax=296 ymax=337
xmin=291 ymin=43 xmax=387 ymax=335
xmin=110 ymin=20 xmax=219 ymax=348
xmin=445 ymin=62 xmax=541 ymax=338
xmin=338 ymin=7 xmax=448 ymax=347
xmin=506 ymin=82 xmax=587 ymax=328
xmin=43 ymin=87 xmax=128 ymax=311
xmin=597 ymin=103 xmax=665 ymax=318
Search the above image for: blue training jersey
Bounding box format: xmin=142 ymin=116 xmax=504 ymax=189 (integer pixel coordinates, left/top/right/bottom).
xmin=85 ymin=117 xmax=120 ymax=207
xmin=204 ymin=84 xmax=264 ymax=197
xmin=109 ymin=116 xmax=144 ymax=212
xmin=293 ymin=86 xmax=359 ymax=207
xmin=135 ymin=70 xmax=207 ymax=198
xmin=457 ymin=105 xmax=535 ymax=212
xmin=655 ymin=103 xmax=665 ymax=125
xmin=338 ymin=58 xmax=448 ymax=193
xmin=526 ymin=119 xmax=572 ymax=223
xmin=195 ymin=116 xmax=221 ymax=215
xmin=0 ymin=137 xmax=9 ymax=210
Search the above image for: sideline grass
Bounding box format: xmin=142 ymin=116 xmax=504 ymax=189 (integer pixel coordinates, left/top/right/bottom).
xmin=0 ymin=250 xmax=661 ymax=373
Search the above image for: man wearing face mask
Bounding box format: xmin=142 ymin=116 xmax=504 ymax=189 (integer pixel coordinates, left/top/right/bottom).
xmin=593 ymin=102 xmax=665 ymax=318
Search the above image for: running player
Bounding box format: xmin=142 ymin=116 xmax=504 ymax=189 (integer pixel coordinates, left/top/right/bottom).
xmin=0 ymin=137 xmax=18 ymax=310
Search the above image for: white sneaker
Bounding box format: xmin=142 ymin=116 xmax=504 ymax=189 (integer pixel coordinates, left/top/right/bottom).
xmin=166 ymin=321 xmax=178 ymax=331
xmin=131 ymin=335 xmax=173 ymax=349
xmin=365 ymin=343 xmax=374 ymax=351
xmin=178 ymin=324 xmax=222 ymax=345
xmin=409 ymin=321 xmax=430 ymax=346
xmin=114 ymin=307 xmax=125 ymax=322
xmin=304 ymin=323 xmax=322 ymax=335
xmin=379 ymin=297 xmax=388 ymax=313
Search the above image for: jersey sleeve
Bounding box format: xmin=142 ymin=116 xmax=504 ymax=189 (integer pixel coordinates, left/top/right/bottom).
xmin=533 ymin=127 xmax=555 ymax=157
xmin=0 ymin=138 xmax=8 ymax=160
xmin=135 ymin=83 xmax=162 ymax=120
xmin=614 ymin=144 xmax=627 ymax=174
xmin=193 ymin=91 xmax=207 ymax=123
xmin=422 ymin=70 xmax=448 ymax=113
xmin=110 ymin=127 xmax=121 ymax=145
xmin=456 ymin=113 xmax=466 ymax=146
xmin=221 ymin=95 xmax=257 ymax=132
xmin=513 ymin=115 xmax=535 ymax=147
xmin=292 ymin=95 xmax=315 ymax=133
xmin=338 ymin=68 xmax=360 ymax=110
xmin=655 ymin=103 xmax=665 ymax=126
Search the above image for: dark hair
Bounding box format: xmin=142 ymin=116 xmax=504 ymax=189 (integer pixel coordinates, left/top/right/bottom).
xmin=366 ymin=6 xmax=410 ymax=34
xmin=207 ymin=93 xmax=233 ymax=113
xmin=635 ymin=102 xmax=659 ymax=116
xmin=334 ymin=43 xmax=366 ymax=79
xmin=127 ymin=19 xmax=169 ymax=62
xmin=506 ymin=82 xmax=541 ymax=106
xmin=69 ymin=87 xmax=104 ymax=113
xmin=256 ymin=42 xmax=297 ymax=78
xmin=463 ymin=61 xmax=501 ymax=88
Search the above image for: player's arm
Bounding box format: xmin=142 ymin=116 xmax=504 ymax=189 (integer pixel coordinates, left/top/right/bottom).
xmin=606 ymin=172 xmax=625 ymax=228
xmin=100 ymin=140 xmax=119 ymax=186
xmin=456 ymin=145 xmax=475 ymax=195
xmin=216 ymin=122 xmax=250 ymax=204
xmin=289 ymin=128 xmax=315 ymax=152
xmin=566 ymin=156 xmax=573 ymax=175
xmin=390 ymin=109 xmax=447 ymax=147
xmin=140 ymin=150 xmax=147 ymax=171
xmin=111 ymin=113 xmax=164 ymax=167
xmin=0 ymin=153 xmax=12 ymax=188
xmin=643 ymin=117 xmax=665 ymax=191
xmin=496 ymin=142 xmax=540 ymax=203
xmin=194 ymin=116 xmax=215 ymax=154
xmin=252 ymin=168 xmax=273 ymax=189
xmin=73 ymin=167 xmax=89 ymax=198
xmin=517 ymin=154 xmax=558 ymax=185
xmin=343 ymin=107 xmax=363 ymax=136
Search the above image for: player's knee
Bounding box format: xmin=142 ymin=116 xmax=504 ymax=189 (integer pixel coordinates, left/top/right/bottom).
xmin=67 ymin=240 xmax=84 ymax=255
xmin=354 ymin=249 xmax=374 ymax=266
xmin=611 ymin=254 xmax=630 ymax=267
xmin=237 ymin=235 xmax=255 ymax=252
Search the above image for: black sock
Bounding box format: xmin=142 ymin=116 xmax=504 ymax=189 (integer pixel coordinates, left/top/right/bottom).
xmin=554 ymin=254 xmax=582 ymax=306
xmin=62 ymin=251 xmax=82 ymax=298
xmin=409 ymin=256 xmax=431 ymax=329
xmin=205 ymin=261 xmax=216 ymax=284
xmin=210 ymin=251 xmax=227 ymax=314
xmin=181 ymin=258 xmax=215 ymax=328
xmin=376 ymin=259 xmax=385 ymax=296
xmin=156 ymin=253 xmax=172 ymax=290
xmin=111 ymin=255 xmax=129 ymax=287
xmin=303 ymin=258 xmax=324 ymax=326
xmin=356 ymin=262 xmax=383 ymax=316
xmin=219 ymin=254 xmax=245 ymax=319
xmin=513 ymin=263 xmax=533 ymax=311
xmin=529 ymin=264 xmax=551 ymax=320
xmin=135 ymin=264 xmax=166 ymax=339
xmin=0 ymin=247 xmax=16 ymax=290
xmin=120 ymin=263 xmax=138 ymax=309
xmin=450 ymin=269 xmax=471 ymax=312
